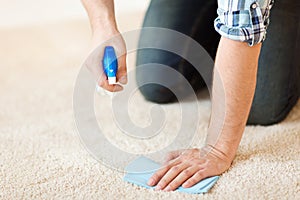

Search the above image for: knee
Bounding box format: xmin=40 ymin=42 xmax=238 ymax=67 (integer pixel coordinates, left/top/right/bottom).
xmin=247 ymin=110 xmax=285 ymax=125
xmin=138 ymin=84 xmax=177 ymax=104
xmin=136 ymin=49 xmax=206 ymax=104
xmin=247 ymin=94 xmax=299 ymax=125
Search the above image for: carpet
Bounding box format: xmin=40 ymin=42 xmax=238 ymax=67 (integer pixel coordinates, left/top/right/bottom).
xmin=0 ymin=15 xmax=299 ymax=199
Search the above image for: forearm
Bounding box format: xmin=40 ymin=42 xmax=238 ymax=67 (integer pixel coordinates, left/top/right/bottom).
xmin=205 ymin=37 xmax=261 ymax=161
xmin=81 ymin=0 xmax=117 ymax=33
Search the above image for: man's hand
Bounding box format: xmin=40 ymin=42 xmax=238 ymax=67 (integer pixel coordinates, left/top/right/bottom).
xmin=147 ymin=148 xmax=231 ymax=191
xmin=90 ymin=28 xmax=127 ymax=92
xmin=82 ymin=0 xmax=127 ymax=92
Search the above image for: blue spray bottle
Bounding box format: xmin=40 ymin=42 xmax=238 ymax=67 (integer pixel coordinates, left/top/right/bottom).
xmin=102 ymin=46 xmax=118 ymax=85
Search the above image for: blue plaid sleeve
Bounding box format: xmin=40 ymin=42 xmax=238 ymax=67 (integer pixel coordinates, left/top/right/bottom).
xmin=214 ymin=0 xmax=274 ymax=46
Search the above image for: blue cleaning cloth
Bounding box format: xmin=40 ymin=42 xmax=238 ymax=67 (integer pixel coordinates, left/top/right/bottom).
xmin=123 ymin=156 xmax=219 ymax=194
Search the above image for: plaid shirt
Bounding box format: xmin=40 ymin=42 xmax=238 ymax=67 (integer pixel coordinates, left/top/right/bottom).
xmin=214 ymin=0 xmax=275 ymax=46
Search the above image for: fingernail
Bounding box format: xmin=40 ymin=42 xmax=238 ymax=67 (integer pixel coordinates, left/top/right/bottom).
xmin=118 ymin=76 xmax=127 ymax=84
xmin=182 ymin=183 xmax=188 ymax=188
xmin=147 ymin=179 xmax=154 ymax=186
xmin=164 ymin=186 xmax=171 ymax=192
xmin=155 ymin=185 xmax=162 ymax=191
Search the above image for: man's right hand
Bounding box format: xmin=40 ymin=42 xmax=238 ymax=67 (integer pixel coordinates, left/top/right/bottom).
xmin=82 ymin=0 xmax=127 ymax=92
xmin=91 ymin=28 xmax=127 ymax=92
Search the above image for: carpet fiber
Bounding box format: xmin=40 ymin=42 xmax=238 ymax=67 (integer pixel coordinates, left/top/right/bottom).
xmin=0 ymin=16 xmax=299 ymax=199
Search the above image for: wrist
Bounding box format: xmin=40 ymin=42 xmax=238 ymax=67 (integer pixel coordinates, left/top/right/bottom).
xmin=205 ymin=131 xmax=241 ymax=162
xmin=201 ymin=144 xmax=234 ymax=164
xmin=205 ymin=143 xmax=237 ymax=161
xmin=91 ymin=20 xmax=120 ymax=45
xmin=90 ymin=22 xmax=123 ymax=50
xmin=205 ymin=121 xmax=246 ymax=162
xmin=91 ymin=16 xmax=118 ymax=34
xmin=81 ymin=0 xmax=117 ymax=33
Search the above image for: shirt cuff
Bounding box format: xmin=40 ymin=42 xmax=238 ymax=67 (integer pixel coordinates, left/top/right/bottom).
xmin=214 ymin=1 xmax=274 ymax=46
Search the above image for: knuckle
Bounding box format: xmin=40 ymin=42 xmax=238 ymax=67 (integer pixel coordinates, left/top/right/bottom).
xmin=191 ymin=148 xmax=199 ymax=154
xmin=107 ymin=88 xmax=114 ymax=92
xmin=191 ymin=148 xmax=198 ymax=152
xmin=183 ymin=169 xmax=191 ymax=176
xmin=98 ymin=81 xmax=105 ymax=87
xmin=195 ymin=172 xmax=203 ymax=179
xmin=164 ymin=165 xmax=172 ymax=171
xmin=179 ymin=155 xmax=186 ymax=161
xmin=168 ymin=183 xmax=177 ymax=190
xmin=201 ymin=161 xmax=209 ymax=168
xmin=170 ymin=166 xmax=180 ymax=172
xmin=165 ymin=156 xmax=172 ymax=162
xmin=151 ymin=178 xmax=157 ymax=184
xmin=187 ymin=179 xmax=195 ymax=185
xmin=190 ymin=158 xmax=200 ymax=164
xmin=159 ymin=179 xmax=167 ymax=186
xmin=151 ymin=175 xmax=159 ymax=182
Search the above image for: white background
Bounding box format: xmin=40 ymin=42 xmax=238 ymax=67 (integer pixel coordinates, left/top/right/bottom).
xmin=0 ymin=0 xmax=150 ymax=27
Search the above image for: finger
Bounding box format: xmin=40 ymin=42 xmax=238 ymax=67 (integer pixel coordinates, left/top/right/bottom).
xmin=84 ymin=53 xmax=103 ymax=81
xmin=155 ymin=163 xmax=188 ymax=191
xmin=116 ymin=53 xmax=127 ymax=84
xmin=98 ymin=74 xmax=123 ymax=92
xmin=164 ymin=166 xmax=199 ymax=191
xmin=182 ymin=169 xmax=207 ymax=188
xmin=163 ymin=150 xmax=185 ymax=164
xmin=147 ymin=158 xmax=181 ymax=187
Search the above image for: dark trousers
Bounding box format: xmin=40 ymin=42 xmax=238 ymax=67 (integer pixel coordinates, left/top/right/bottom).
xmin=136 ymin=0 xmax=300 ymax=125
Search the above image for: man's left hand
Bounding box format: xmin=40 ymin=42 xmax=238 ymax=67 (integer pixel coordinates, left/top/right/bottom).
xmin=147 ymin=148 xmax=231 ymax=191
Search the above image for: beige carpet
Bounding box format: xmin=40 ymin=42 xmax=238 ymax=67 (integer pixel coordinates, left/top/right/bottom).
xmin=0 ymin=14 xmax=299 ymax=199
